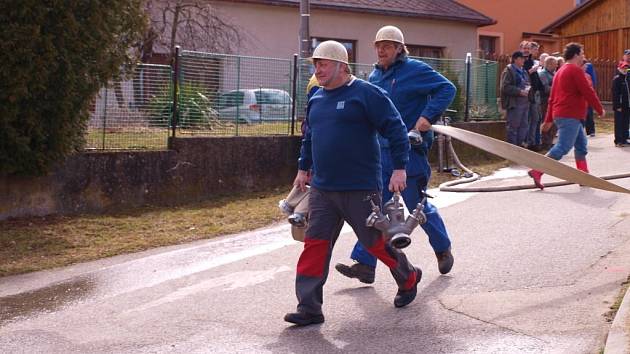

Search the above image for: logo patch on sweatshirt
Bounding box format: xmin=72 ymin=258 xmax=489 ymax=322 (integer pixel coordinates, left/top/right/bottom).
xmin=336 ymin=101 xmax=345 ymax=110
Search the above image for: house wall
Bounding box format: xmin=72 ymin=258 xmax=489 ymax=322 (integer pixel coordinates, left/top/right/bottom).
xmin=555 ymin=0 xmax=630 ymax=60
xmin=457 ymin=0 xmax=575 ymax=54
xmin=213 ymin=1 xmax=479 ymax=62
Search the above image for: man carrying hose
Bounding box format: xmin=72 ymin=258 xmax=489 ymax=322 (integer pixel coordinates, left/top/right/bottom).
xmin=335 ymin=25 xmax=457 ymax=283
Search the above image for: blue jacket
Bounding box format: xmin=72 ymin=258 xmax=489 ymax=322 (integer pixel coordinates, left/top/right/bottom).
xmin=298 ymin=78 xmax=409 ymax=191
xmin=369 ymin=55 xmax=457 ymax=176
xmin=369 ymin=55 xmax=456 ymax=150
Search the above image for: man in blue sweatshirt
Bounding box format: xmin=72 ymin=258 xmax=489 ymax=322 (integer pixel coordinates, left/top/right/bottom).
xmin=284 ymin=40 xmax=421 ymax=326
xmin=335 ymin=26 xmax=456 ymax=283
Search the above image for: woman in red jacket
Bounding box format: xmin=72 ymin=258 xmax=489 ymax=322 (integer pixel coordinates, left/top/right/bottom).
xmin=528 ymin=43 xmax=605 ymax=189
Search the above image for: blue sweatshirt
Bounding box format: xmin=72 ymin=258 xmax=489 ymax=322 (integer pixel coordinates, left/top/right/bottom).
xmin=298 ymin=77 xmax=409 ymax=191
xmin=370 ymin=55 xmax=456 ymax=149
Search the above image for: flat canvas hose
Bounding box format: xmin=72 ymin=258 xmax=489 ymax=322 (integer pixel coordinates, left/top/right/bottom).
xmin=432 ymin=125 xmax=630 ymax=194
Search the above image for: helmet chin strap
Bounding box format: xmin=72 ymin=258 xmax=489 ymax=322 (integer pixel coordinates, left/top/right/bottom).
xmin=322 ymin=62 xmax=342 ymax=87
xmin=331 ymin=62 xmax=341 ymax=82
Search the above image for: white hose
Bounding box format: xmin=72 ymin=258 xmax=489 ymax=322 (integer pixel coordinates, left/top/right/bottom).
xmin=434 ymin=125 xmax=630 ymax=193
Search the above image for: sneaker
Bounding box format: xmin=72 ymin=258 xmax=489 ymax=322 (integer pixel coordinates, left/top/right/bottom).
xmin=615 ymin=143 xmax=626 ymax=148
xmin=334 ymin=262 xmax=375 ymax=284
xmin=288 ymin=213 xmax=307 ymax=227
xmin=284 ymin=311 xmax=325 ymax=326
xmin=528 ymin=170 xmax=544 ymax=190
xmin=588 ymin=133 xmax=595 ymax=137
xmin=394 ymin=267 xmax=422 ymax=308
xmin=436 ymin=247 xmax=454 ymax=275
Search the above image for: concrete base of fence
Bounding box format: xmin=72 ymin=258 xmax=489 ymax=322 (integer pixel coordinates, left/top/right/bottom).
xmin=0 ymin=121 xmax=505 ymax=221
xmin=0 ymin=136 xmax=301 ymax=221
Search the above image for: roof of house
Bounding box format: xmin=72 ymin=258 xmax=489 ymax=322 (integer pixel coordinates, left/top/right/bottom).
xmin=541 ymin=0 xmax=598 ymax=33
xmin=224 ymin=0 xmax=496 ymax=26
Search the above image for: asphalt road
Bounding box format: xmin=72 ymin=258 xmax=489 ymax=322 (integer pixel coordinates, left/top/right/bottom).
xmin=2 ymin=135 xmax=630 ymax=354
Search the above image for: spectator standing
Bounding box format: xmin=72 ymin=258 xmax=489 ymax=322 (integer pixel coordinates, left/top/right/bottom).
xmin=528 ymin=43 xmax=604 ymax=189
xmin=539 ymin=56 xmax=558 ymax=149
xmin=612 ymin=63 xmax=630 ymax=147
xmin=618 ymin=49 xmax=630 ymax=69
xmin=524 ymin=42 xmax=544 ymax=150
xmin=583 ymin=61 xmax=597 ymax=136
xmin=500 ymin=51 xmax=531 ymax=146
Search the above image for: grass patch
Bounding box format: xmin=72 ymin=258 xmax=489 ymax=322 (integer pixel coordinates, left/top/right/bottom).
xmin=596 ymin=115 xmax=614 ymax=134
xmin=84 ymin=122 xmax=295 ymax=150
xmin=604 ymin=275 xmax=630 ymax=323
xmin=0 ymin=187 xmax=290 ymax=277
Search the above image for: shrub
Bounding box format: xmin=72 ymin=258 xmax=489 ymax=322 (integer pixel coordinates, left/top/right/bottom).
xmin=0 ymin=1 xmax=146 ymax=175
xmin=148 ymin=84 xmax=223 ymax=130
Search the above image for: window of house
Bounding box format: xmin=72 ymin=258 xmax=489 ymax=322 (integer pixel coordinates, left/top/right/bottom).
xmin=406 ymin=45 xmax=444 ymax=58
xmin=311 ymin=37 xmax=357 ymax=63
xmin=479 ymin=35 xmax=498 ymax=57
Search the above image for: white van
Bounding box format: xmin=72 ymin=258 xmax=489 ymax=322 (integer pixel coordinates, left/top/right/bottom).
xmin=216 ymin=88 xmax=292 ymax=123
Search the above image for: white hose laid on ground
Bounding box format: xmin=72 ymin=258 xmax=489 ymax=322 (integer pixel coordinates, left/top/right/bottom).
xmin=433 ymin=125 xmax=630 ymax=194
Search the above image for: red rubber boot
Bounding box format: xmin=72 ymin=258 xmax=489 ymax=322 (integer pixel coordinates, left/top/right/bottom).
xmin=576 ymin=160 xmax=589 ymax=173
xmin=528 ymin=169 xmax=544 ymax=190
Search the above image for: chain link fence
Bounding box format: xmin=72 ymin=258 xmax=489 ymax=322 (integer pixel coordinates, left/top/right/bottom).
xmin=85 ymin=50 xmax=500 ymax=150
xmin=175 ymin=50 xmax=294 ymax=137
xmin=86 ymin=64 xmax=172 ymax=150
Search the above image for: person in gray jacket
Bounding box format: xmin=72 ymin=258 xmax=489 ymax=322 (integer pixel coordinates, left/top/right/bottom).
xmin=500 ymin=51 xmax=531 ymax=146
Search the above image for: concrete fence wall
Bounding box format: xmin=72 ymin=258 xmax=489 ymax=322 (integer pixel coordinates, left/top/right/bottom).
xmin=0 ymin=136 xmax=301 ymax=220
xmin=0 ymin=121 xmax=505 ymax=221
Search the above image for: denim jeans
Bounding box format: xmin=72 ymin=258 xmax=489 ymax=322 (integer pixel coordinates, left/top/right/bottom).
xmin=547 ymin=118 xmax=588 ymax=161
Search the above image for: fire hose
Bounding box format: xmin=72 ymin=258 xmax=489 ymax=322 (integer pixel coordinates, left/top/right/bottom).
xmin=432 ymin=125 xmax=630 ymax=194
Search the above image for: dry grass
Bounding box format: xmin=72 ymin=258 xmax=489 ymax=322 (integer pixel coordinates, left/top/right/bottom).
xmin=0 ymin=156 xmax=509 ymax=278
xmin=0 ymin=188 xmax=290 ymax=277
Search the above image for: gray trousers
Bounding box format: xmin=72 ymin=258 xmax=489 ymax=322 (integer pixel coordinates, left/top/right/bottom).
xmin=527 ymin=101 xmax=541 ymax=146
xmin=505 ymin=98 xmax=530 ymax=146
xmin=294 ymin=187 xmax=417 ymax=315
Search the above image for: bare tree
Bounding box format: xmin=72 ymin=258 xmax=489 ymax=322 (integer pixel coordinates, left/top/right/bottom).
xmin=143 ymin=0 xmax=243 ymax=58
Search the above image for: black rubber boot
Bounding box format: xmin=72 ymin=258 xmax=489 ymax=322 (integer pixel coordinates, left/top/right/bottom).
xmin=284 ymin=311 xmax=325 ymax=326
xmin=334 ymin=262 xmax=375 ymax=284
xmin=394 ymin=267 xmax=422 ymax=308
xmin=436 ymin=247 xmax=454 ymax=275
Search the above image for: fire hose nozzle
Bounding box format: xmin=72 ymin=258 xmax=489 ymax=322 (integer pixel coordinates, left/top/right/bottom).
xmin=390 ymin=233 xmax=412 ymax=249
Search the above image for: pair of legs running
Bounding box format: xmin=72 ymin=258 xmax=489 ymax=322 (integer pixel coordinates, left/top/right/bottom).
xmin=285 ymin=188 xmax=421 ymax=326
xmin=335 ymin=148 xmax=454 ymax=284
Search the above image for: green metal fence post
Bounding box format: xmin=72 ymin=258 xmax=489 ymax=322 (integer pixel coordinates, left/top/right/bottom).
xmin=290 ymin=54 xmax=298 ymax=136
xmin=102 ymin=87 xmax=108 ymax=150
xmin=171 ymin=46 xmax=181 ymax=142
xmin=464 ymin=53 xmax=472 ymax=122
xmin=235 ymin=56 xmax=241 ymax=136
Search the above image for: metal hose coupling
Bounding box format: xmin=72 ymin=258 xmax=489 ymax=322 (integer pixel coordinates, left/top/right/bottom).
xmin=365 ymin=192 xmax=428 ymax=249
xmin=408 ymin=129 xmax=423 ymax=145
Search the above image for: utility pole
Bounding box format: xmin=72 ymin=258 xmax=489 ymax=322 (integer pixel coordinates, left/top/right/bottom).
xmin=299 ymin=0 xmax=310 ymax=58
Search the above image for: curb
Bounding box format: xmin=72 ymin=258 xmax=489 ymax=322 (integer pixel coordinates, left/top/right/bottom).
xmin=605 ymin=283 xmax=630 ymax=353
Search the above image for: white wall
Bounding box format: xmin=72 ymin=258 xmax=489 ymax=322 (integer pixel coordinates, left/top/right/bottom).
xmin=213 ymin=1 xmax=478 ymax=63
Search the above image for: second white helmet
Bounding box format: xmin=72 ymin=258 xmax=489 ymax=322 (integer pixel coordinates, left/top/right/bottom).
xmin=374 ymin=25 xmax=405 ymax=45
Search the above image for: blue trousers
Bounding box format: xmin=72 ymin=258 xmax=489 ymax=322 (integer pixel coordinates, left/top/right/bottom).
xmin=350 ymin=148 xmax=451 ymax=268
xmin=547 ymin=118 xmax=587 ymax=161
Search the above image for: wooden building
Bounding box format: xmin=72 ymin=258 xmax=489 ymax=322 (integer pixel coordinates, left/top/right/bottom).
xmin=541 ymin=0 xmax=630 ymax=60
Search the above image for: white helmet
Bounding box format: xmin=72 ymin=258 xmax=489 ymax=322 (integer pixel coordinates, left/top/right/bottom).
xmin=310 ymin=40 xmax=349 ymax=64
xmin=374 ymin=25 xmax=405 ymax=45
